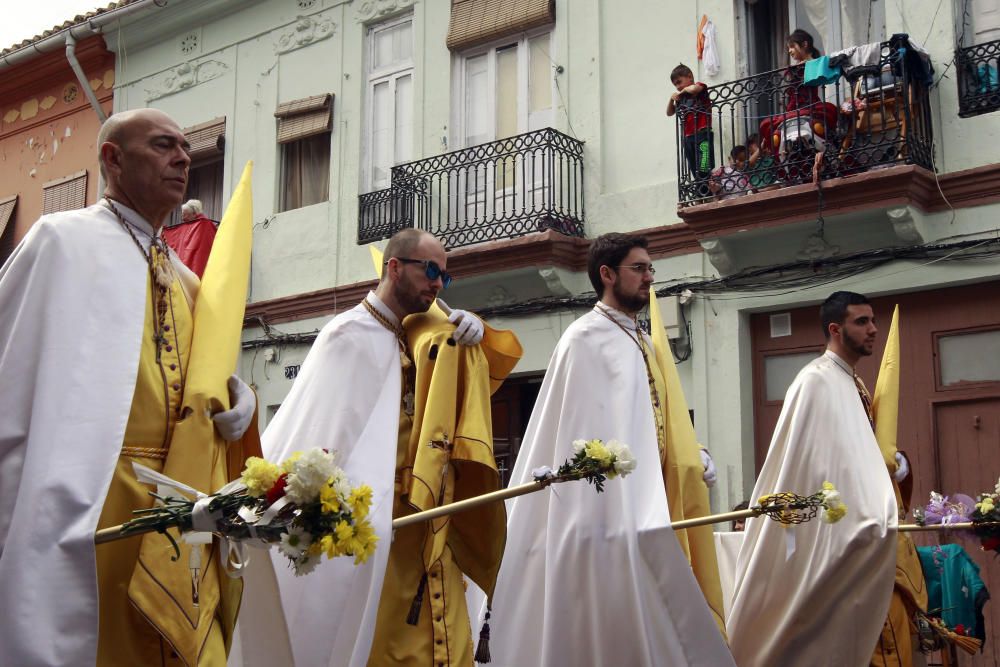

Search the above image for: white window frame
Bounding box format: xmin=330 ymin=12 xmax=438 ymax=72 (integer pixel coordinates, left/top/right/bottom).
xmin=452 ymin=26 xmax=555 ymax=151
xmin=362 ymin=13 xmax=415 ymax=194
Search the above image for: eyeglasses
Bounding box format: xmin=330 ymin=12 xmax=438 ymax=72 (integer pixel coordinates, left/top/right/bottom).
xmin=390 ymin=257 xmax=453 ymax=288
xmin=616 ymin=263 xmax=656 ymax=276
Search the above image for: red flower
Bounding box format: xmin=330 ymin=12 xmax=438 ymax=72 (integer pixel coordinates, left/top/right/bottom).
xmin=955 ymin=624 xmax=966 ymax=635
xmin=981 ymin=536 xmax=1000 ymax=553
xmin=266 ymin=473 xmax=288 ymax=505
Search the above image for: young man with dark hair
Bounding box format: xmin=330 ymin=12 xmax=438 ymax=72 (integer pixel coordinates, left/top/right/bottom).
xmin=484 ymin=233 xmax=734 ymax=666
xmin=729 ymin=290 xmax=899 ymax=666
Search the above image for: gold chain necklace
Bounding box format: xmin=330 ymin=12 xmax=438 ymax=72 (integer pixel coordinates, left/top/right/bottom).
xmin=595 ymin=304 xmax=667 ymax=456
xmin=106 ymin=199 xmax=184 ymax=446
xmin=362 ymin=298 xmax=416 ymax=416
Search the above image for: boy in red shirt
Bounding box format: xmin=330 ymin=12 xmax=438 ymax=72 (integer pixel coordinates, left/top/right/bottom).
xmin=667 ymin=64 xmax=714 ymax=199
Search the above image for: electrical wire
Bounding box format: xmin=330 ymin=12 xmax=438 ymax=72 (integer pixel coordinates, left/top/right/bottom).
xmin=241 ymin=237 xmax=1000 ymax=350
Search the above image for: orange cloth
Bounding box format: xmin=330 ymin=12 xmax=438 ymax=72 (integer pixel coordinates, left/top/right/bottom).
xmin=697 ymin=14 xmax=708 ymax=59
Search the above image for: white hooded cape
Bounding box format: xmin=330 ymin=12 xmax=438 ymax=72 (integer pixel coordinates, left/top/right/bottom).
xmin=481 ymin=307 xmax=735 ymax=667
xmin=233 ymin=296 xmax=400 ymax=667
xmin=0 ymin=203 xmax=198 ymax=666
xmin=727 ymin=351 xmax=897 ymax=667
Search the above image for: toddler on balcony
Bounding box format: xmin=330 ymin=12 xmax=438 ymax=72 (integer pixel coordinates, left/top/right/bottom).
xmin=667 ymin=63 xmax=714 ymax=199
xmin=746 ymin=133 xmax=780 ymax=192
xmin=709 ymin=145 xmax=750 ymax=200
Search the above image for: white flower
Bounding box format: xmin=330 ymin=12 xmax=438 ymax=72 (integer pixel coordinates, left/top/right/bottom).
xmin=293 ymin=553 xmax=320 ymax=577
xmin=572 ymin=439 xmax=587 ymax=455
xmin=278 ymin=526 xmax=311 ymax=559
xmin=994 ymin=478 xmax=1000 ymax=496
xmin=331 ymin=471 xmax=353 ymax=502
xmin=285 ymin=449 xmax=339 ymax=504
xmin=821 ymin=488 xmax=841 ymax=504
xmin=532 ymin=466 xmax=554 ymax=481
xmin=606 ymin=440 xmax=637 ymax=477
xmin=930 ymin=491 xmax=945 ymax=505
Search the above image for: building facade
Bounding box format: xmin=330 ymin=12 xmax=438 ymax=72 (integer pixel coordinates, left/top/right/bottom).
xmin=0 ymin=35 xmax=114 ymax=262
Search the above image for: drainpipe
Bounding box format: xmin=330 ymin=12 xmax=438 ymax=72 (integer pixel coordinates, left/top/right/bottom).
xmin=64 ymin=33 xmax=107 ymax=123
xmin=0 ymin=0 xmax=166 ymax=70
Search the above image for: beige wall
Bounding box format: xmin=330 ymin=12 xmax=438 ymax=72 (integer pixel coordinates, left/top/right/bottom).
xmin=0 ymin=36 xmax=113 ymax=247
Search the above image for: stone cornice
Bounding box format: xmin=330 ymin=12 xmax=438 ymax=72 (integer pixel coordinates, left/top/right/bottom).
xmin=244 ymin=226 xmax=702 ymax=326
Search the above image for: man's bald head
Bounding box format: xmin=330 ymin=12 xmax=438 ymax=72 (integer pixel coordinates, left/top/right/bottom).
xmin=97 ymin=109 xmax=183 ymax=179
xmin=381 ymin=228 xmax=440 ymax=284
xmin=98 ymin=108 xmax=191 ymax=228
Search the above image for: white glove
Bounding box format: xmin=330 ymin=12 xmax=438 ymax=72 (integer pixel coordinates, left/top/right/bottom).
xmin=892 ymin=451 xmax=910 ymax=483
xmin=437 ymin=299 xmax=484 ymax=346
xmin=699 ymin=448 xmax=717 ymax=487
xmin=212 ymin=374 xmax=256 ymax=441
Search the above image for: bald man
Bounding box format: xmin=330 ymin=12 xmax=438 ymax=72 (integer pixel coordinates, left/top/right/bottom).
xmin=236 ymin=228 xmax=520 ymax=667
xmin=0 ymin=108 xmax=257 ymax=666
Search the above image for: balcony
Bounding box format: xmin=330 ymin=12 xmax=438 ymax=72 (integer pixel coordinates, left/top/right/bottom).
xmin=675 ymin=35 xmax=934 ymax=207
xmin=358 ymin=127 xmax=585 ymax=249
xmin=956 ymin=38 xmax=1000 ymax=118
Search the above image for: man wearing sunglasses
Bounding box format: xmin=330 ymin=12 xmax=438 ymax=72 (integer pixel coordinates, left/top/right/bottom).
xmin=482 ymin=233 xmax=733 ymax=666
xmin=243 ymin=228 xmax=520 ymax=667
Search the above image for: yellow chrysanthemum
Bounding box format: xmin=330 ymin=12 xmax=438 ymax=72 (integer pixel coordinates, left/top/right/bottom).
xmin=320 ymin=482 xmax=342 ymax=514
xmin=822 ymin=481 xmax=835 ymax=492
xmin=280 ymin=451 xmax=303 ymax=474
xmin=241 ymin=457 xmax=281 ymax=497
xmin=351 ymin=520 xmax=379 ymax=564
xmin=334 ymin=519 xmax=355 ymax=548
xmin=306 ymin=540 xmax=323 ymax=558
xmin=349 ymin=485 xmax=373 ymax=519
xmin=584 ymin=439 xmax=613 ymax=467
xmin=822 ymin=504 xmax=848 ymax=524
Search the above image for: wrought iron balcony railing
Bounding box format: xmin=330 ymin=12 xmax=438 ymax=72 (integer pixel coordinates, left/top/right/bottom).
xmin=957 ymin=39 xmax=1000 ymax=118
xmin=358 ymin=127 xmax=585 ymax=248
xmin=675 ymin=34 xmax=934 ymax=206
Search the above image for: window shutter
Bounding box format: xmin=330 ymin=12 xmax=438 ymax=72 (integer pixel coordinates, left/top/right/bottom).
xmin=275 ymin=93 xmax=333 ymax=144
xmin=42 ymin=171 xmax=88 ymax=215
xmin=183 ymin=117 xmax=226 ymax=162
xmin=0 ymin=195 xmax=16 ymax=239
xmin=447 ymin=0 xmax=554 ymax=52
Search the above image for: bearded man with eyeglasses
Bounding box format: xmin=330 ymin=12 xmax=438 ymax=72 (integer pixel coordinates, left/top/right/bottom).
xmin=479 ymin=232 xmax=734 ymax=666
xmin=240 ymin=228 xmax=521 ymax=667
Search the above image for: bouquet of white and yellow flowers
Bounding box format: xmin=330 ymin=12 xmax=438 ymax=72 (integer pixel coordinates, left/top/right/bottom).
xmin=102 ymin=449 xmax=377 ymax=576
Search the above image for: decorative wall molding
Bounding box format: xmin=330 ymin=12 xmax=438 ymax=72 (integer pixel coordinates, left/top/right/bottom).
xmin=275 ymin=14 xmax=337 ymax=54
xmin=886 ymin=206 xmax=925 ymax=244
xmin=144 ymin=59 xmax=230 ymax=102
xmin=354 ymin=0 xmax=416 ymax=23
xmin=699 ymin=239 xmax=734 ymax=274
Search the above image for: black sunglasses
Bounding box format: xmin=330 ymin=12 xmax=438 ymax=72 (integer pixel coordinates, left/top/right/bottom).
xmin=389 ymin=257 xmax=453 ymax=288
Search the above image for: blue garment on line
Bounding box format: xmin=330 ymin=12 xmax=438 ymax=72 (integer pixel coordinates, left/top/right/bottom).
xmin=917 ymin=543 xmax=990 ymax=644
xmin=803 ymin=56 xmax=841 ymax=86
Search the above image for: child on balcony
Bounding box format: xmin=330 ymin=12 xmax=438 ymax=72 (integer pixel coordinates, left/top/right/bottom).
xmin=746 ymin=133 xmax=780 ymax=192
xmin=709 ymin=145 xmax=749 ymax=200
xmin=785 ymin=29 xmax=822 ymax=112
xmin=667 ymin=63 xmax=714 ymax=199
